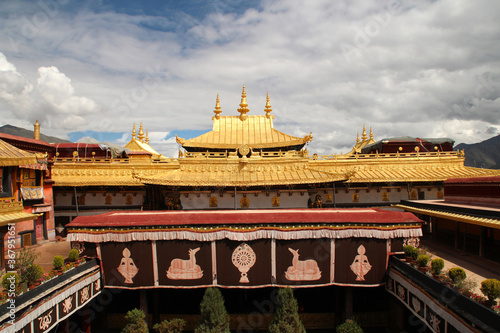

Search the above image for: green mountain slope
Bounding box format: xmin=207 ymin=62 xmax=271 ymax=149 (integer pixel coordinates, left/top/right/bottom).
xmin=455 ymin=135 xmax=500 ymax=169
xmin=0 ymin=124 xmax=71 ymax=143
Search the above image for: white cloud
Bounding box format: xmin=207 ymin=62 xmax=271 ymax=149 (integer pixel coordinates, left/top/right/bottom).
xmin=0 ymin=0 xmax=499 ymax=153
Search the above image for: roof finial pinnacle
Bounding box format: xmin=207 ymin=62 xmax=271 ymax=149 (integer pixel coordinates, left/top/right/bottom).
xmin=356 ymin=132 xmax=360 ymax=144
xmin=132 ymin=123 xmax=137 ymax=139
xmin=265 ymin=92 xmax=273 ymax=119
xmin=238 ymin=85 xmax=249 ymax=121
xmin=138 ymin=122 xmax=145 ymax=142
xmin=34 ymin=119 xmax=40 ymax=140
xmin=370 ymin=126 xmax=374 ymax=140
xmin=213 ymin=93 xmax=222 ymax=119
xmin=145 ymin=130 xmax=149 ymax=144
xmin=362 ymin=124 xmax=367 ymax=141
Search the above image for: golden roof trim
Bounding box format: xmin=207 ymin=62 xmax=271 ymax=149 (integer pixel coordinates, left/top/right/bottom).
xmin=394 ymin=204 xmax=500 ymax=230
xmin=0 ymin=139 xmax=38 ymax=166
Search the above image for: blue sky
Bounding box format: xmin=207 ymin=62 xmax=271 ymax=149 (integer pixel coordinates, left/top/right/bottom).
xmin=1 ymin=0 xmax=499 ymax=157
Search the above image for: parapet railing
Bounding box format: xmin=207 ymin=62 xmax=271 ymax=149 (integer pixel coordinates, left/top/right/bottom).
xmin=52 ymin=150 xmax=464 ymax=163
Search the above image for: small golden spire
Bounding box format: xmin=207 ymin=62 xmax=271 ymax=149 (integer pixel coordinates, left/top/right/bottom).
xmin=213 ymin=93 xmax=222 ymax=119
xmin=34 ymin=119 xmax=40 ymax=140
xmin=237 ymin=85 xmax=249 ymax=121
xmin=145 ymin=130 xmax=149 ymax=144
xmin=370 ymin=127 xmax=374 ymax=140
xmin=132 ymin=123 xmax=137 ymax=139
xmin=356 ymin=132 xmax=360 ymax=144
xmin=264 ymin=92 xmax=273 ymax=118
xmin=361 ymin=125 xmax=367 ymax=141
xmin=138 ymin=122 xmax=145 ymax=142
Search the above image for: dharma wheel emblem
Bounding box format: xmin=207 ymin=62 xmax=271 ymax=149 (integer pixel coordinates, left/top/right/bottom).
xmin=232 ymin=243 xmax=256 ymax=283
xmin=117 ymin=248 xmax=139 ymax=284
xmin=238 ymin=144 xmax=250 ymax=156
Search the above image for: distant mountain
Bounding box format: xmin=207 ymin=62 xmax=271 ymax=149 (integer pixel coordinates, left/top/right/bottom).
xmin=455 ymin=134 xmax=500 ymax=169
xmin=0 ymin=124 xmax=71 ymax=143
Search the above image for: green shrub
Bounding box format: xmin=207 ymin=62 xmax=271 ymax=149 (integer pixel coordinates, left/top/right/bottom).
xmin=1 ymin=272 xmax=19 ymax=291
xmin=53 ymin=255 xmax=64 ymax=270
xmin=448 ymin=267 xmax=466 ymax=283
xmin=25 ymin=264 xmax=44 ymax=285
xmin=16 ymin=247 xmax=40 ymax=283
xmin=336 ymin=319 xmax=363 ymax=333
xmin=195 ymin=288 xmax=230 ymax=333
xmin=416 ymin=254 xmax=429 ymax=267
xmin=269 ymin=288 xmax=306 ymax=333
xmin=480 ymin=279 xmax=500 ymax=302
xmin=403 ymin=245 xmax=419 ymax=260
xmin=431 ymin=258 xmax=445 ymax=275
xmin=153 ymin=318 xmax=186 ymax=333
xmin=122 ymin=308 xmax=149 ymax=333
xmin=68 ymin=248 xmax=80 ymax=262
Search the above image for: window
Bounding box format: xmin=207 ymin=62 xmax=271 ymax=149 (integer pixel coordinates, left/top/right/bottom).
xmin=0 ymin=168 xmax=12 ymax=197
xmin=22 ymin=169 xmax=41 ymax=187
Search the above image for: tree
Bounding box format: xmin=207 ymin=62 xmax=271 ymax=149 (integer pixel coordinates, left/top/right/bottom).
xmin=336 ymin=319 xmax=363 ymax=333
xmin=153 ymin=318 xmax=186 ymax=333
xmin=122 ymin=308 xmax=149 ymax=333
xmin=269 ymin=288 xmax=306 ymax=333
xmin=16 ymin=247 xmax=40 ymax=283
xmin=195 ymin=287 xmax=230 ymax=333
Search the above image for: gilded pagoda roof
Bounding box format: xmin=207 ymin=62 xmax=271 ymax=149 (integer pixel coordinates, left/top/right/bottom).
xmin=135 ymin=157 xmax=346 ymax=187
xmin=124 ymin=123 xmax=165 ymax=159
xmin=176 ymin=87 xmax=313 ymax=150
xmin=0 ymin=138 xmax=37 ymax=166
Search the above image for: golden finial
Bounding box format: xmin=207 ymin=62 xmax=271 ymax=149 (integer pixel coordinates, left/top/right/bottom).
xmin=361 ymin=125 xmax=367 ymax=141
xmin=132 ymin=123 xmax=137 ymax=139
xmin=356 ymin=132 xmax=360 ymax=144
xmin=238 ymin=85 xmax=249 ymax=121
xmin=213 ymin=93 xmax=222 ymax=119
xmin=145 ymin=130 xmax=149 ymax=144
xmin=370 ymin=127 xmax=374 ymax=140
xmin=138 ymin=122 xmax=145 ymax=142
xmin=264 ymin=92 xmax=273 ymax=118
xmin=34 ymin=119 xmax=40 ymax=140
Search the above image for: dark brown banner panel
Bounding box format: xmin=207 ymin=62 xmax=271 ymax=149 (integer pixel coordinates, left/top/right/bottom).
xmin=216 ymin=240 xmax=272 ymax=287
xmin=101 ymin=241 xmax=155 ymax=288
xmin=334 ymin=238 xmax=387 ymax=286
xmin=157 ymin=240 xmax=213 ymax=287
xmin=276 ymin=239 xmax=331 ymax=286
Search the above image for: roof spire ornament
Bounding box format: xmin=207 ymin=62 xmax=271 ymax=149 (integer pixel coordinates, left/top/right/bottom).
xmin=237 ymin=85 xmax=249 ymax=121
xmin=145 ymin=130 xmax=149 ymax=144
xmin=264 ymin=92 xmax=274 ymax=119
xmin=132 ymin=123 xmax=137 ymax=139
xmin=370 ymin=127 xmax=374 ymax=140
xmin=356 ymin=132 xmax=360 ymax=144
xmin=138 ymin=122 xmax=145 ymax=142
xmin=34 ymin=119 xmax=40 ymax=140
xmin=362 ymin=125 xmax=367 ymax=141
xmin=213 ymin=93 xmax=222 ymax=119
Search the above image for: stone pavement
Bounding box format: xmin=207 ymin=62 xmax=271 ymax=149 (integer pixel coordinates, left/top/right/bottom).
xmin=420 ymin=239 xmax=500 ymax=296
xmin=31 ymin=238 xmax=71 ymax=273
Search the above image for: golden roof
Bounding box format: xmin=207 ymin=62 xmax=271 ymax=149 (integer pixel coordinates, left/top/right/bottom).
xmin=394 ymin=203 xmax=500 ymax=230
xmin=0 ymin=138 xmax=38 ymax=166
xmin=346 ymin=125 xmax=376 ymax=155
xmin=176 ymin=87 xmax=313 ymax=150
xmin=124 ymin=123 xmax=165 ymax=159
xmin=0 ymin=201 xmax=40 ymax=226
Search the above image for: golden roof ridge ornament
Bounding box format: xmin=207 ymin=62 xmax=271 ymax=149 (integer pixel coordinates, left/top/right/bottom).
xmin=132 ymin=123 xmax=137 ymax=139
xmin=138 ymin=122 xmax=145 ymax=142
xmin=362 ymin=125 xmax=367 ymax=141
xmin=213 ymin=93 xmax=222 ymax=119
xmin=370 ymin=127 xmax=374 ymax=140
xmin=356 ymin=132 xmax=360 ymax=144
xmin=145 ymin=130 xmax=149 ymax=144
xmin=34 ymin=119 xmax=40 ymax=140
xmin=238 ymin=85 xmax=249 ymax=121
xmin=265 ymin=92 xmax=274 ymax=119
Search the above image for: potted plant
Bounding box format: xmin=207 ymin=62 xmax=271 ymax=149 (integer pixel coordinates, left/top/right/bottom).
xmin=480 ymin=279 xmax=500 ymax=308
xmin=1 ymin=272 xmax=20 ymax=295
xmin=153 ymin=318 xmax=186 ymax=333
xmin=448 ymin=267 xmax=466 ymax=285
xmin=68 ymin=248 xmax=80 ymax=266
xmin=53 ymin=255 xmax=65 ymax=275
xmin=403 ymin=245 xmax=419 ymax=263
xmin=430 ymin=258 xmax=445 ymax=279
xmin=416 ymin=254 xmax=430 ymax=273
xmin=25 ymin=264 xmax=44 ymax=289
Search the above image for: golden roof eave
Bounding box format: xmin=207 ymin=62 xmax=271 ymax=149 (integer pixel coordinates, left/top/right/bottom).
xmin=0 ymin=139 xmax=38 ymax=166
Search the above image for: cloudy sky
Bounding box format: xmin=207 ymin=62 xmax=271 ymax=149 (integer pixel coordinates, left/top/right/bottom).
xmin=1 ymin=0 xmax=499 ymax=157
